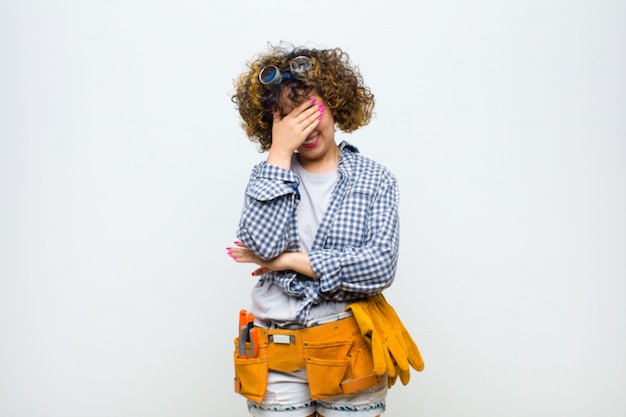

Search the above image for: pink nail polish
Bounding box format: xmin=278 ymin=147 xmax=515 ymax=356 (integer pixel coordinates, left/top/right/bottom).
xmin=234 ymin=241 xmax=240 ymax=245
xmin=310 ymin=98 xmax=317 ymax=104
xmin=317 ymin=115 xmax=322 ymax=120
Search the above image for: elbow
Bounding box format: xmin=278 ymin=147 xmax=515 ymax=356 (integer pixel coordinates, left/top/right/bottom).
xmin=235 ymin=229 xmax=280 ymax=261
xmin=369 ymin=245 xmax=399 ymax=291
xmin=339 ymin=246 xmax=398 ymax=295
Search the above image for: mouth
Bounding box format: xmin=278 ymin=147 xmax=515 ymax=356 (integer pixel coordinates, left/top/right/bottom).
xmin=302 ymin=133 xmax=319 ymax=149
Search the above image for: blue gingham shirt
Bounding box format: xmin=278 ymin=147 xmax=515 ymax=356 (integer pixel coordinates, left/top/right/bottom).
xmin=237 ymin=141 xmax=399 ymax=324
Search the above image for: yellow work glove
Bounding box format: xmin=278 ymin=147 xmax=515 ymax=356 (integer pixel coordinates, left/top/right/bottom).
xmin=347 ymin=294 xmax=425 ymax=388
xmin=348 ymin=299 xmax=388 ymax=376
xmin=372 ymin=294 xmax=424 ymax=385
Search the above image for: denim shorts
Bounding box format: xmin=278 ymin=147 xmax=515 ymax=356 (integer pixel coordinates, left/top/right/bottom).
xmin=246 ymin=367 xmax=387 ymax=417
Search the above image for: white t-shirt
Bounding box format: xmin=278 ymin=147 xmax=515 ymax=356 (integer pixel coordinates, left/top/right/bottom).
xmin=250 ymin=154 xmax=349 ymax=326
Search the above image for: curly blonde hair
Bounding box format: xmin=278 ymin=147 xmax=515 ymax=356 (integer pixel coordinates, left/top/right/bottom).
xmin=232 ymin=44 xmax=375 ymax=152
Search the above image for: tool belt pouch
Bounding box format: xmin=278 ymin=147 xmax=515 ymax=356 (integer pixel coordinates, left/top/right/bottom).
xmin=263 ymin=328 xmax=305 ymax=372
xmin=303 ymin=316 xmax=382 ymax=400
xmin=233 ymin=337 xmax=268 ymax=403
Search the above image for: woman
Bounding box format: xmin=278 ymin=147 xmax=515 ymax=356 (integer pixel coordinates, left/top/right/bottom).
xmin=227 ymin=44 xmax=419 ymax=417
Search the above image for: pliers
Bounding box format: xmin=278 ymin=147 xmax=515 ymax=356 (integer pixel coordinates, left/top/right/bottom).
xmin=238 ymin=309 xmax=258 ymax=359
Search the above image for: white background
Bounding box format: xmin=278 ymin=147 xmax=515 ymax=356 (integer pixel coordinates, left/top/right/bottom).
xmin=1 ymin=0 xmax=625 ymax=416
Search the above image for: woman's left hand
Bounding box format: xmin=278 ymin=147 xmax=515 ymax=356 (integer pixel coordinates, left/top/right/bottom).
xmin=226 ymin=241 xmax=318 ymax=278
xmin=226 ymin=241 xmax=273 ymax=276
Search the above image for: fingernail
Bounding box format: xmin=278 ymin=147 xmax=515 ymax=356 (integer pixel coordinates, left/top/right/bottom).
xmin=317 ymin=115 xmax=322 ymax=120
xmin=251 ymin=272 xmax=256 ymax=276
xmin=319 ymin=107 xmax=324 ymax=113
xmin=234 ymin=241 xmax=240 ymax=245
xmin=310 ymin=98 xmax=317 ymax=104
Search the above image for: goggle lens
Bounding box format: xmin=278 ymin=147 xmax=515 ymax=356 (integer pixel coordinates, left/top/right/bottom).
xmin=258 ymin=56 xmax=312 ymax=86
xmin=289 ymin=56 xmax=313 ymax=77
xmin=259 ymin=65 xmax=280 ymax=85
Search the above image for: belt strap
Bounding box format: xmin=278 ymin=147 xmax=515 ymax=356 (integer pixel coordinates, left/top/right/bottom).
xmin=341 ymin=374 xmax=384 ymax=394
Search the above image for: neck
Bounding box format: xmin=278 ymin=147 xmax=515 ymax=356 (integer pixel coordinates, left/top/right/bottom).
xmin=296 ymin=145 xmax=340 ymax=174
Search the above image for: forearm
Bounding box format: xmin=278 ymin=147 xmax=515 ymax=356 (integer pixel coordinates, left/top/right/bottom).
xmin=273 ymin=252 xmax=318 ymax=278
xmin=236 ymin=163 xmax=300 ymax=259
xmin=310 ymin=174 xmax=400 ymax=296
xmin=228 ymin=242 xmax=317 ymax=279
xmin=237 ymin=199 xmax=293 ymax=259
xmin=310 ymin=242 xmax=398 ymax=296
xmin=266 ymin=148 xmax=293 ymax=171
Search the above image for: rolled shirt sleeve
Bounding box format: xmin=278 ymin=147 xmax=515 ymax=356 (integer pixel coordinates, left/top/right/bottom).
xmin=309 ymin=171 xmax=399 ymax=296
xmin=237 ymin=163 xmax=300 ymax=260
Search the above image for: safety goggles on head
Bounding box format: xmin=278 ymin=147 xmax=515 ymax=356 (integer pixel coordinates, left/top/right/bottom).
xmin=258 ymin=56 xmax=313 ymax=86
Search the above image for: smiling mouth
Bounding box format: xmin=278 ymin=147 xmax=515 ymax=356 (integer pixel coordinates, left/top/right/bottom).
xmin=302 ymin=134 xmax=319 ymax=148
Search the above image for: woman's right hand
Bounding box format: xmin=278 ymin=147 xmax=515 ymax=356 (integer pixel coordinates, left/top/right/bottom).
xmin=267 ymin=98 xmax=323 ymax=169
